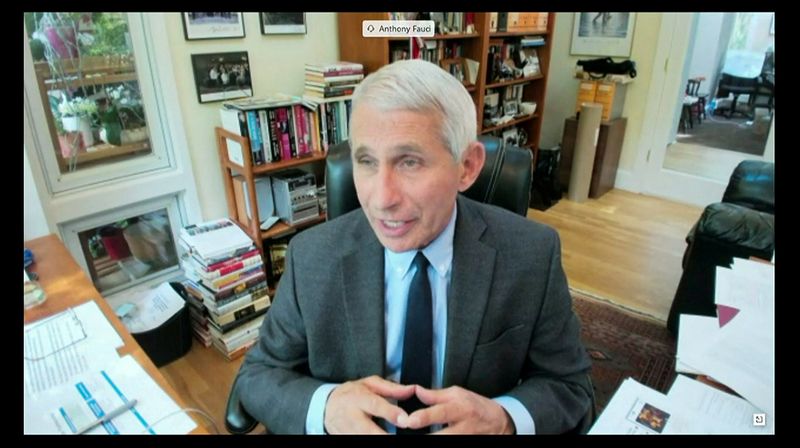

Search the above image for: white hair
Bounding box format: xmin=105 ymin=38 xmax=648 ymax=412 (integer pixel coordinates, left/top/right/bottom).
xmin=350 ymin=59 xmax=476 ymax=160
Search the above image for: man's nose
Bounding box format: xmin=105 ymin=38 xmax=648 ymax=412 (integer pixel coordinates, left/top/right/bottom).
xmin=373 ymin=167 xmax=401 ymax=209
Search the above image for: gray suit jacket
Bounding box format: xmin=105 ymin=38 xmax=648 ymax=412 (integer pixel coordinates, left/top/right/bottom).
xmin=238 ymin=196 xmax=593 ymax=434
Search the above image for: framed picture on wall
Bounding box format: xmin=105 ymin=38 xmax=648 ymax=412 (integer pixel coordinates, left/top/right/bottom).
xmin=182 ymin=13 xmax=245 ymax=40
xmin=260 ymin=12 xmax=306 ymax=35
xmin=190 ymin=51 xmax=253 ymax=103
xmin=570 ymin=12 xmax=636 ymax=57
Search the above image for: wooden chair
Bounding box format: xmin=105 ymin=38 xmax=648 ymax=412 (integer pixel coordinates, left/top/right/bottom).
xmin=686 ymin=77 xmax=707 ymax=123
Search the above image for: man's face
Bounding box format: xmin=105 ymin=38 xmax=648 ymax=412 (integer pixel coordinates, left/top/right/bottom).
xmin=350 ymin=104 xmax=484 ymax=253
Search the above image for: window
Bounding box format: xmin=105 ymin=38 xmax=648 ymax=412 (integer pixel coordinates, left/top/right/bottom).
xmin=24 ymin=13 xmax=202 ymax=294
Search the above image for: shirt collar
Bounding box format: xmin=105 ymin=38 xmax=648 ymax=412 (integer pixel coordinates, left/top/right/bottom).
xmin=385 ymin=203 xmax=457 ymax=280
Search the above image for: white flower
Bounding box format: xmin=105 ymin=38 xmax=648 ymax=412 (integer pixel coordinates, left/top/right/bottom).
xmin=58 ymin=97 xmax=97 ymax=117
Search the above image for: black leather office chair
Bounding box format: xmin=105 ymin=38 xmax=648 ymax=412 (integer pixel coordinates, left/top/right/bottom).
xmin=324 ymin=136 xmax=534 ymax=219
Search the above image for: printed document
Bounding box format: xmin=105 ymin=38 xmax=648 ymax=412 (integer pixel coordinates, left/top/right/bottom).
xmin=24 ymin=301 xmax=124 ymax=395
xmin=667 ymin=374 xmax=773 ymax=434
xmin=24 ymin=355 xmax=196 ymax=434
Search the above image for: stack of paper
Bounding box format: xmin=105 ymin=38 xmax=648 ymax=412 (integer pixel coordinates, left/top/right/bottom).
xmin=675 ymin=257 xmax=775 ymax=428
xmin=23 ymin=302 xmax=196 ymax=434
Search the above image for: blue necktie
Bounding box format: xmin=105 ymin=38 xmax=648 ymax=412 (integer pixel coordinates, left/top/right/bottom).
xmin=398 ymin=251 xmax=433 ymax=434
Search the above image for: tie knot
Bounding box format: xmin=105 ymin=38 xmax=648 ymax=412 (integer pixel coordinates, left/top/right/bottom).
xmin=413 ymin=251 xmax=429 ymax=271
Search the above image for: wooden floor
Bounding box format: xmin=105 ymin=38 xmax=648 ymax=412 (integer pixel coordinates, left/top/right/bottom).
xmin=159 ymin=189 xmax=702 ymax=433
xmin=529 ymin=189 xmax=701 ymax=320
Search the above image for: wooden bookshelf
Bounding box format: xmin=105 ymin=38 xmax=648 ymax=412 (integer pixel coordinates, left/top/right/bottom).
xmin=338 ymin=12 xmax=555 ymax=171
xmin=481 ymin=113 xmax=537 ymax=134
xmin=261 ymin=213 xmax=327 ymax=240
xmin=215 ymin=123 xmax=329 ymax=289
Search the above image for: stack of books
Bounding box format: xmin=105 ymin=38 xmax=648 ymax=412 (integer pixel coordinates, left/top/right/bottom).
xmin=178 ymin=218 xmax=270 ymax=360
xmin=304 ymin=61 xmax=364 ymax=99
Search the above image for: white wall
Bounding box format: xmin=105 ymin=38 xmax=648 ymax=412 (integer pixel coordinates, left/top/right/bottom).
xmin=166 ymin=12 xmax=340 ymax=220
xmin=23 ymin=146 xmax=50 ymax=241
xmin=687 ymin=13 xmax=725 ymax=96
xmin=540 ymin=13 xmax=664 ymax=172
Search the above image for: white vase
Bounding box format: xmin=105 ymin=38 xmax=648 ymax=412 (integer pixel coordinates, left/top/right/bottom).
xmin=62 ymin=115 xmax=94 ymax=147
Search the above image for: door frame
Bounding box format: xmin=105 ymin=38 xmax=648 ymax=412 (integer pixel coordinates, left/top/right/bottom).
xmin=632 ymin=13 xmax=774 ymax=208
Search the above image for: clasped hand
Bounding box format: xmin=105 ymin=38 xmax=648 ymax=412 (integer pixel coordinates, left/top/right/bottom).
xmin=324 ymin=375 xmax=515 ymax=434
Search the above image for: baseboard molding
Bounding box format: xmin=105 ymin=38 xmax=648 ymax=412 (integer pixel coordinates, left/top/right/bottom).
xmin=613 ymin=169 xmax=639 ymax=193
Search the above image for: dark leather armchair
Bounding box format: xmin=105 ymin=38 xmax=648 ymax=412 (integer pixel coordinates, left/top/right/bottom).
xmin=325 ymin=136 xmax=534 ymax=219
xmin=667 ymin=160 xmax=774 ymax=336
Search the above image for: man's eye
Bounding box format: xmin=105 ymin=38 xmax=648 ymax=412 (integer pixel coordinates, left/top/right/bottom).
xmin=357 ymin=158 xmax=376 ymax=167
xmin=402 ymin=158 xmax=420 ymax=168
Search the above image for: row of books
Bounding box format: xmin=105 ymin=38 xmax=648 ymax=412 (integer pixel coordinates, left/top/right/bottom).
xmin=220 ymin=96 xmax=315 ymax=166
xmin=304 ymin=61 xmax=364 ymax=100
xmin=301 ymin=96 xmax=352 ymax=153
xmin=179 ymin=218 xmax=270 ymax=360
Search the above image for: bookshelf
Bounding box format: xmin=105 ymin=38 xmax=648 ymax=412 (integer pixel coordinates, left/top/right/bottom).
xmin=215 ymin=127 xmax=327 ymax=289
xmin=338 ymin=12 xmax=554 ymax=169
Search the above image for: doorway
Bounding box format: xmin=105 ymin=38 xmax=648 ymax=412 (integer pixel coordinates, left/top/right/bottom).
xmin=635 ymin=13 xmax=774 ymax=207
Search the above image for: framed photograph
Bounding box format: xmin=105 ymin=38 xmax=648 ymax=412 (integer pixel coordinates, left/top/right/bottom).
xmin=503 ymin=100 xmax=519 ymax=117
xmin=260 ymin=13 xmax=306 ymax=35
xmin=570 ymin=12 xmax=636 ymax=57
xmin=182 ymin=13 xmax=245 ymax=40
xmin=440 ymin=58 xmax=470 ymax=86
xmin=190 ymin=52 xmax=253 ymax=103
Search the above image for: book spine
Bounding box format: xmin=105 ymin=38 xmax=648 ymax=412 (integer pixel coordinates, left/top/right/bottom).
xmin=278 ymin=108 xmax=293 ymax=161
xmin=204 ymin=265 xmax=265 ymax=292
xmin=246 ymin=111 xmax=262 ymax=165
xmin=258 ymin=109 xmax=272 ymax=163
xmin=287 ymin=107 xmax=298 ymax=158
xmin=203 ymin=248 xmax=261 ymax=272
xmin=267 ymin=108 xmax=281 ymax=162
xmin=293 ymin=104 xmax=309 ymax=156
xmin=204 ymin=254 xmax=263 ymax=279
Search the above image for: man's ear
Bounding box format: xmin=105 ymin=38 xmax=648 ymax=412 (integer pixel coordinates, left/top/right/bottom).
xmin=457 ymin=141 xmax=486 ymax=192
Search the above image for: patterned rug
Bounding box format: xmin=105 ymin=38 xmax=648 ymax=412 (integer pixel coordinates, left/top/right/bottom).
xmin=571 ymin=289 xmax=677 ymax=414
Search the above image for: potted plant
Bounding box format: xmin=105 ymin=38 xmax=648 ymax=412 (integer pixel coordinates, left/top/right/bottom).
xmin=58 ymin=96 xmax=97 ymax=147
xmin=108 ymin=84 xmax=148 ymax=143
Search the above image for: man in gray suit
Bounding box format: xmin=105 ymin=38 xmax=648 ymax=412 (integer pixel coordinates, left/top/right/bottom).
xmin=238 ymin=59 xmax=593 ymax=434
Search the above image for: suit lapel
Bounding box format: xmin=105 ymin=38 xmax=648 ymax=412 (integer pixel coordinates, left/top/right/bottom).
xmin=443 ymin=198 xmax=496 ymax=387
xmin=340 ymin=214 xmax=386 ymax=378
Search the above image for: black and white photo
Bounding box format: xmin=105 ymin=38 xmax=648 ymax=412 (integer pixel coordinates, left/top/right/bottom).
xmin=182 ymin=13 xmax=245 ymax=40
xmin=260 ymin=13 xmax=306 ymax=35
xmin=191 ymin=52 xmax=253 ymax=103
xmin=571 ymin=12 xmax=636 ymax=57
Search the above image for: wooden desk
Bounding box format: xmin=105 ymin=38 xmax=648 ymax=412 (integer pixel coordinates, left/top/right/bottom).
xmin=24 ymin=234 xmax=210 ymax=434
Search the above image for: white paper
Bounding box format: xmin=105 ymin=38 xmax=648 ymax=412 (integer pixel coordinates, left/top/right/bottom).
xmin=105 ymin=282 xmax=185 ymax=334
xmin=72 ymin=301 xmax=125 ymax=348
xmin=668 ymin=374 xmax=773 ymax=434
xmin=589 ymin=378 xmax=705 ymax=434
xmin=680 ymin=308 xmax=774 ymax=416
xmin=715 ymin=265 xmax=774 ymax=313
xmin=24 ymin=355 xmax=196 ymax=435
xmin=24 ymin=338 xmax=120 ymax=397
xmin=24 ymin=302 xmax=125 ymax=395
xmin=676 ymin=314 xmax=719 ymax=375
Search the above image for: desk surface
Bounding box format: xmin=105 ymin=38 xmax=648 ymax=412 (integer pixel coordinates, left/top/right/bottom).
xmin=24 ymin=234 xmax=209 ymax=434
